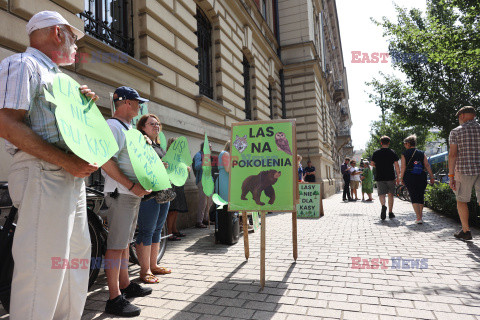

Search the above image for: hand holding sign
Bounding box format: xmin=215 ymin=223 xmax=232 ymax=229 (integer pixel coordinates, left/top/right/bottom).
xmin=163 ymin=136 xmax=192 ymax=186
xmin=44 ymin=73 xmax=118 ymax=166
xmin=125 ymin=129 xmax=171 ymax=191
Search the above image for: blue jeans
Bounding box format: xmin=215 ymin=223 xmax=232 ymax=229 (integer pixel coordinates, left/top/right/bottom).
xmin=136 ymin=198 xmax=170 ymax=245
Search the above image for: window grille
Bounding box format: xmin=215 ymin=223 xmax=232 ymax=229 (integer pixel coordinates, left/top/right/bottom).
xmin=79 ymin=0 xmax=134 ymax=56
xmin=243 ymin=56 xmax=252 ymax=120
xmin=196 ymin=8 xmax=213 ymax=99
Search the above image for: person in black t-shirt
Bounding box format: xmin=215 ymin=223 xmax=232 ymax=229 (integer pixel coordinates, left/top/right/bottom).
xmin=304 ymin=161 xmax=316 ymax=182
xmin=341 ymin=158 xmax=353 ymax=201
xmin=371 ymin=136 xmax=400 ymax=220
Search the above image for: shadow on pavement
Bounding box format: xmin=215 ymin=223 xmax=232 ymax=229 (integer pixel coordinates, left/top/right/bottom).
xmin=167 ymin=261 xmax=294 ymax=320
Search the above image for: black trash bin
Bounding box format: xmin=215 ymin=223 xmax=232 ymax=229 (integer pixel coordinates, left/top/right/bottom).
xmin=215 ymin=207 xmax=239 ymax=245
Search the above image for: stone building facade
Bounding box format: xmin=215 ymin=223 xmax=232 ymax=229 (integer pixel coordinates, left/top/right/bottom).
xmin=279 ymin=0 xmax=352 ymax=196
xmin=0 ymin=0 xmax=351 ymax=225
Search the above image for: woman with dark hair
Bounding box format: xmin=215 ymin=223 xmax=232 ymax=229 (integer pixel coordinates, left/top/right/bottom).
xmin=166 ymin=137 xmax=190 ymax=240
xmin=135 ymin=114 xmax=171 ymax=283
xmin=400 ymin=135 xmax=435 ymax=224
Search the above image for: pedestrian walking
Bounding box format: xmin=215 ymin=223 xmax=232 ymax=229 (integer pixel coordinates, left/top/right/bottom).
xmin=448 ymin=106 xmax=480 ymax=240
xmin=0 ymin=11 xmax=99 ymax=319
xmin=400 ymin=135 xmax=435 ymax=224
xmin=102 ymin=86 xmax=152 ymax=317
xmin=371 ymin=136 xmax=401 ymax=220
xmin=361 ymin=160 xmax=374 ymax=201
xmin=341 ymin=158 xmax=353 ymax=201
xmin=349 ymin=160 xmax=361 ymax=200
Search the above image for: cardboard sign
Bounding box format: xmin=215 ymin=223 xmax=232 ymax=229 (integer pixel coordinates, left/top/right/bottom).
xmin=296 ymin=183 xmax=321 ymax=218
xmin=125 ymin=129 xmax=171 ymax=191
xmin=44 ymin=73 xmax=118 ymax=166
xmin=202 ymin=134 xmax=214 ymax=196
xmin=163 ymin=136 xmax=192 ymax=186
xmin=252 ymin=212 xmax=260 ymax=231
xmin=228 ymin=120 xmax=296 ymax=212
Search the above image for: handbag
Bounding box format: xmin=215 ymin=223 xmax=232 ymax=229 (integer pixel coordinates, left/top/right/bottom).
xmin=407 ymin=149 xmax=423 ymax=175
xmin=155 ymin=188 xmax=176 ymax=204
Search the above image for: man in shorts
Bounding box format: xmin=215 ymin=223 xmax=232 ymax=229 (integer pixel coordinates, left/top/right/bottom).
xmin=101 ymin=86 xmax=152 ymax=317
xmin=371 ymin=136 xmax=400 ymax=220
xmin=448 ymin=106 xmax=480 ymax=240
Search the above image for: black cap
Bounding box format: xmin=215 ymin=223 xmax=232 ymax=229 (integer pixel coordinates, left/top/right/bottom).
xmin=113 ymin=86 xmax=149 ymax=103
xmin=456 ymin=106 xmax=476 ymax=117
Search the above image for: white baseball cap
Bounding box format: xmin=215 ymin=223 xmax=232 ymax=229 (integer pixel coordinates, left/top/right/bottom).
xmin=26 ymin=11 xmax=84 ymax=39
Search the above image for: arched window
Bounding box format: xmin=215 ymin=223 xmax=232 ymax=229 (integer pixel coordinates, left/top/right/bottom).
xmin=243 ymin=55 xmax=252 ymax=120
xmin=196 ymin=8 xmax=213 ymax=98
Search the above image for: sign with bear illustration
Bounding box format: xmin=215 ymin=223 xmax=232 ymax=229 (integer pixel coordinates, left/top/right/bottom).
xmin=297 ymin=183 xmax=321 ymax=218
xmin=228 ymin=120 xmax=296 ymax=212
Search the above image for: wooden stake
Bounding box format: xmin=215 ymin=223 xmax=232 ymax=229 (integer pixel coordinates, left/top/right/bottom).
xmin=292 ymin=211 xmax=298 ymax=261
xmin=260 ymin=211 xmax=266 ymax=288
xmin=242 ymin=212 xmax=249 ymax=260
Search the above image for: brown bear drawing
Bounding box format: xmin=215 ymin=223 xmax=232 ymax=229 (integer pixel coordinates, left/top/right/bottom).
xmin=241 ymin=170 xmax=281 ymax=206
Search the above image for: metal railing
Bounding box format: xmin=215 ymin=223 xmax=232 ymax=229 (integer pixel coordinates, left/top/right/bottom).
xmin=79 ymin=0 xmax=134 ymax=56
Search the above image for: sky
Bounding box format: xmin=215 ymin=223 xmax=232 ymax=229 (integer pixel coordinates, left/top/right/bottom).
xmin=336 ymin=0 xmax=427 ymax=150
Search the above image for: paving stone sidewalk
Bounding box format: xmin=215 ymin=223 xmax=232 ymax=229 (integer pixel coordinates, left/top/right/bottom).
xmin=2 ymin=192 xmax=480 ymax=319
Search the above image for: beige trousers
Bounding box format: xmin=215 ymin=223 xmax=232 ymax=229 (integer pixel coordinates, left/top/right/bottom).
xmin=8 ymin=151 xmax=90 ymax=320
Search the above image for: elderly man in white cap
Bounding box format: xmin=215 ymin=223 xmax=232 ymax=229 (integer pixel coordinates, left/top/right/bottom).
xmin=0 ymin=11 xmax=98 ymax=319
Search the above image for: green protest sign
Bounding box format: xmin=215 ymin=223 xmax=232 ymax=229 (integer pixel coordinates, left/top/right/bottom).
xmin=125 ymin=129 xmax=171 ymax=191
xmin=131 ymin=103 xmax=148 ymax=128
xmin=159 ymin=131 xmax=167 ymax=150
xmin=296 ymin=183 xmax=321 ymax=218
xmin=163 ymin=136 xmax=192 ymax=186
xmin=44 ymin=73 xmax=118 ymax=166
xmin=202 ymin=134 xmax=214 ymax=196
xmin=251 ymin=212 xmax=260 ymax=231
xmin=212 ymin=193 xmax=228 ymax=208
xmin=228 ymin=120 xmax=296 ymax=212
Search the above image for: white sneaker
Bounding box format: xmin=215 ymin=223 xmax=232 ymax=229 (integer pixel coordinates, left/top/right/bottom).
xmin=415 ymin=219 xmax=423 ymax=224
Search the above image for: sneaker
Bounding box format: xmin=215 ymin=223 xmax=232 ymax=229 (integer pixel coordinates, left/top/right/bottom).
xmin=195 ymin=223 xmax=207 ymax=228
xmin=105 ymin=294 xmax=141 ymax=317
xmin=389 ymin=212 xmax=395 ymax=219
xmin=120 ymin=282 xmax=152 ymax=299
xmin=415 ymin=219 xmax=423 ymax=224
xmin=381 ymin=205 xmax=387 ymax=220
xmin=454 ymin=229 xmax=472 ymax=240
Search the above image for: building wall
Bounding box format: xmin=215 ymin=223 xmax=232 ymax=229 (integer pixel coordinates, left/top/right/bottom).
xmin=279 ymin=0 xmax=351 ymax=197
xmin=0 ymin=0 xmax=285 ymax=227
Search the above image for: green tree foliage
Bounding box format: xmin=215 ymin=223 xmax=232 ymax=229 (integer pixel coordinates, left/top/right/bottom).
xmin=422 ymin=0 xmax=480 ymax=70
xmin=363 ymin=112 xmax=430 ymax=160
xmin=367 ymin=0 xmax=480 ymax=144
